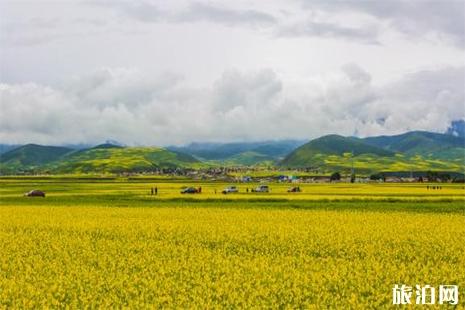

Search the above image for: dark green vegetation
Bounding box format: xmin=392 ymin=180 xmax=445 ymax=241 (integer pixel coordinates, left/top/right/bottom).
xmin=0 ymin=144 xmax=73 ymax=166
xmin=297 ymin=134 xmax=395 ymax=157
xmin=1 ymin=131 xmax=464 ymax=174
xmin=281 ymin=131 xmax=464 ymax=173
xmin=281 ymin=134 xmax=394 ymax=167
xmin=363 ymin=131 xmax=465 ymax=155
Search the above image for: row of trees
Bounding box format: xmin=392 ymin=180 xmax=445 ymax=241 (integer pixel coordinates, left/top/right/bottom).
xmin=329 ymin=172 xmax=355 ymax=183
xmin=329 ymin=171 xmax=464 ymax=183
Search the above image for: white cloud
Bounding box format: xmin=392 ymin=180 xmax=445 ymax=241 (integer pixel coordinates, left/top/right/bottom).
xmin=211 ymin=69 xmax=282 ymax=112
xmin=1 ymin=65 xmax=463 ymax=145
xmin=370 ymin=66 xmax=465 ymax=134
xmin=1 ymin=1 xmax=463 ymax=145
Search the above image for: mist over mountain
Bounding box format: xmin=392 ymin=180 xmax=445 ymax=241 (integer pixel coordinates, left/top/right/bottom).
xmin=0 ymin=144 xmax=20 ymax=155
xmin=168 ymin=140 xmax=305 ymax=162
xmin=446 ymin=120 xmax=465 ymax=138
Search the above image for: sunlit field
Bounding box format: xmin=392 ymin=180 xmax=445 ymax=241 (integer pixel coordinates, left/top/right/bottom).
xmin=1 ymin=177 xmax=464 ymax=308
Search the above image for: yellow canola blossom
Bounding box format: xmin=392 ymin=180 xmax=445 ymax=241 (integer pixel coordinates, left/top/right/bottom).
xmin=0 ymin=206 xmax=464 ymax=308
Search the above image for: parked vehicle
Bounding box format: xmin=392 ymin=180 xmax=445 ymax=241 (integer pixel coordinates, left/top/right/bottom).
xmin=180 ymin=187 xmax=199 ymax=194
xmin=24 ymin=190 xmax=46 ymax=197
xmin=252 ymin=185 xmax=269 ymax=193
xmin=287 ymin=186 xmax=301 ymax=193
xmin=222 ymin=186 xmax=238 ymax=194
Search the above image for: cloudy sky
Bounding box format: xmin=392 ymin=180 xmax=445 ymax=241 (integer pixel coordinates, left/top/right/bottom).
xmin=0 ymin=0 xmax=464 ymax=145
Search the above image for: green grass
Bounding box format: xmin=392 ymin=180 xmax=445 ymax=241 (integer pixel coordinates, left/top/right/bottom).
xmin=2 ymin=177 xmax=464 ymax=209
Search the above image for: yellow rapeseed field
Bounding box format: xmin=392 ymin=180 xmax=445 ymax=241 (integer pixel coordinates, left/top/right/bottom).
xmin=1 ymin=204 xmax=464 ymax=308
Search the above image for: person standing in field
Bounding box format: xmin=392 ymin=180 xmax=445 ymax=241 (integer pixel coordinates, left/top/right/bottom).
xmin=150 ymin=187 xmax=154 ymax=195
xmin=155 ymin=187 xmax=158 ymax=195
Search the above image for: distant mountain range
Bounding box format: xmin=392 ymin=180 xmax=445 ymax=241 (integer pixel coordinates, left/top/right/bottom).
xmin=168 ymin=140 xmax=305 ymax=165
xmin=0 ymin=144 xmax=21 ymax=154
xmin=0 ymin=131 xmax=463 ymax=174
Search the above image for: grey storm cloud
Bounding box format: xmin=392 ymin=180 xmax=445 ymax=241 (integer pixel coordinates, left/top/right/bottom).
xmin=179 ymin=2 xmax=277 ymax=27
xmin=2 ymin=0 xmax=463 ymax=49
xmin=301 ymin=0 xmax=465 ymax=47
xmin=99 ymin=0 xmax=465 ymax=46
xmin=1 ymin=65 xmax=463 ymax=145
xmin=276 ymin=21 xmax=380 ymax=45
xmin=104 ymin=1 xmax=277 ymax=28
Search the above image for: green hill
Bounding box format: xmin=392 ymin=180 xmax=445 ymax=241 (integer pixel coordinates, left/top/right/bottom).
xmin=281 ymin=135 xmax=394 ymax=167
xmin=0 ymin=144 xmax=74 ymax=173
xmin=51 ymin=145 xmax=201 ymax=173
xmin=0 ymin=144 xmax=201 ymax=174
xmin=280 ymin=134 xmax=463 ymax=174
xmin=363 ymin=131 xmax=464 ymax=157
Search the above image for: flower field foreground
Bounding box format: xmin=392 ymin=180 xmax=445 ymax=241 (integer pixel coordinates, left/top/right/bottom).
xmin=1 ymin=201 xmax=464 ymax=308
